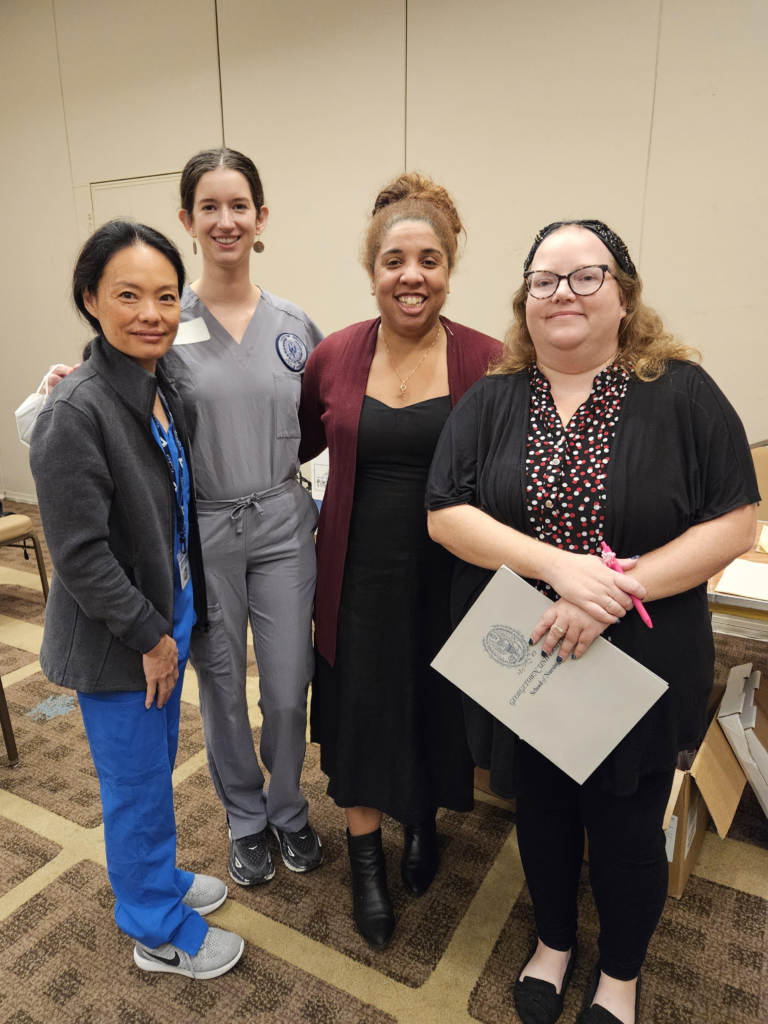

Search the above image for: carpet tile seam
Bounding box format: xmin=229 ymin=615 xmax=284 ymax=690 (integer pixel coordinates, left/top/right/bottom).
xmin=422 ymin=830 xmax=525 ymax=997
xmin=0 ymin=847 xmax=84 ymax=921
xmin=2 ymin=659 xmax=43 ymax=686
xmin=0 ymin=566 xmax=45 ymax=592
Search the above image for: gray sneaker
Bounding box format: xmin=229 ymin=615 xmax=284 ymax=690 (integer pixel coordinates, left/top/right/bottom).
xmin=133 ymin=926 xmax=244 ymax=980
xmin=182 ymin=873 xmax=228 ymax=915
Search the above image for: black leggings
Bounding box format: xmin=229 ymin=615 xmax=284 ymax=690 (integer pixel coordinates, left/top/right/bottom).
xmin=515 ymin=741 xmax=674 ymax=981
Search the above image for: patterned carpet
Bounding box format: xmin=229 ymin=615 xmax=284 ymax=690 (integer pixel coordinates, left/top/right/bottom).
xmin=2 ymin=500 xmax=768 ymax=1023
xmin=1 ymin=673 xmax=205 ymax=828
xmin=0 ymin=822 xmax=60 ymax=901
xmin=469 ymin=869 xmax=768 ymax=1024
xmin=174 ymin=763 xmax=514 ymax=988
xmin=0 ymin=861 xmax=397 ymax=1024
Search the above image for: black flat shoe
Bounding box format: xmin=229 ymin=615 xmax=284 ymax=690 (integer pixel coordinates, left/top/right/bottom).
xmin=513 ymin=938 xmax=578 ymax=1024
xmin=401 ymin=819 xmax=439 ymax=897
xmin=576 ymin=965 xmax=642 ymax=1024
xmin=347 ymin=828 xmax=395 ymax=950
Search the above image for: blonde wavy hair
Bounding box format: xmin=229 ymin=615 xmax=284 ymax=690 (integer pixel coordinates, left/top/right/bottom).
xmin=492 ymin=227 xmax=699 ymax=381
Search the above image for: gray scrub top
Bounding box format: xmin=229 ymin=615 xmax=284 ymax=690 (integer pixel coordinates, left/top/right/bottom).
xmin=163 ymin=286 xmax=323 ymax=501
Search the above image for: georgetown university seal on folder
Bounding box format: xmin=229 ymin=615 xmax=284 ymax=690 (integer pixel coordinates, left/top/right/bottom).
xmin=276 ymin=333 xmax=308 ymax=372
xmin=431 ymin=565 xmax=668 ymax=784
xmin=483 ymin=625 xmax=534 ymax=670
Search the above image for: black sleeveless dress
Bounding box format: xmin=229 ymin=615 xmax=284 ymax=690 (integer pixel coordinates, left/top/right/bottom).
xmin=311 ymin=395 xmax=475 ymax=824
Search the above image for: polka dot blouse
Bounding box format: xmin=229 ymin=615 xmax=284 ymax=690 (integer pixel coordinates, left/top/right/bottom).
xmin=526 ymin=363 xmax=630 ymax=598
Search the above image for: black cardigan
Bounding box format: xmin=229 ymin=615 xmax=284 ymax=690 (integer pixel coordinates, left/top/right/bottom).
xmin=31 ymin=337 xmax=207 ymax=693
xmin=426 ymin=361 xmax=759 ymax=795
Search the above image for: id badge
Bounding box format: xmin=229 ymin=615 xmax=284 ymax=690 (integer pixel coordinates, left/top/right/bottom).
xmin=178 ymin=550 xmax=191 ymax=589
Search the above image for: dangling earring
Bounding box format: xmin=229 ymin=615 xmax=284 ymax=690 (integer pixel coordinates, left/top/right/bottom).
xmin=253 ymin=239 xmax=265 ymax=254
xmin=192 ymin=239 xmax=197 ymax=255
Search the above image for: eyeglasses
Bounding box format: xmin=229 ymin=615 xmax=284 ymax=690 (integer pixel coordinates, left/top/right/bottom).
xmin=524 ymin=264 xmax=612 ymax=300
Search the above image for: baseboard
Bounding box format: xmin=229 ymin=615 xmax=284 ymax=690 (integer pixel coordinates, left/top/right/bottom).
xmin=0 ymin=490 xmax=38 ymax=505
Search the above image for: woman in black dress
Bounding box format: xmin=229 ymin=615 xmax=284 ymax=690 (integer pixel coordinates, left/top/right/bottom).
xmin=299 ymin=174 xmax=500 ymax=948
xmin=427 ymin=220 xmax=758 ymax=1024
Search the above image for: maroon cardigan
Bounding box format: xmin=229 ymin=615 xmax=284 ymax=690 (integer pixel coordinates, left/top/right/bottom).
xmin=299 ymin=315 xmax=502 ymax=666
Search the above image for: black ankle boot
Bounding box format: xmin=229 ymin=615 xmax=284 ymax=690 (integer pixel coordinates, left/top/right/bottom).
xmin=347 ymin=828 xmax=395 ymax=949
xmin=401 ymin=818 xmax=439 ymax=897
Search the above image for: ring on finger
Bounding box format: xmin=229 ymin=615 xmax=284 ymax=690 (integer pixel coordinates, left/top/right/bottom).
xmin=552 ymin=623 xmax=566 ymax=634
xmin=605 ymin=598 xmax=617 ymax=612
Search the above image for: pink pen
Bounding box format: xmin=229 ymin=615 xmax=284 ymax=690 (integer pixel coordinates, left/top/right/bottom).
xmin=600 ymin=541 xmax=653 ymax=629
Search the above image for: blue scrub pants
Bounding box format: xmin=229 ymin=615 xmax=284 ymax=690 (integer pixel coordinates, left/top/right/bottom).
xmin=78 ymin=663 xmax=208 ymax=956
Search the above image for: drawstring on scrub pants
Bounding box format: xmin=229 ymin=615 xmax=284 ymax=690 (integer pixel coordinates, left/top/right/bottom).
xmin=195 ymin=479 xmax=299 ymax=533
xmin=229 ymin=492 xmax=265 ymax=534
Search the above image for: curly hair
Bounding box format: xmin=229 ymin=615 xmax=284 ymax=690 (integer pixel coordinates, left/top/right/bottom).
xmin=361 ymin=172 xmax=464 ymax=274
xmin=492 ymin=227 xmax=699 ymax=381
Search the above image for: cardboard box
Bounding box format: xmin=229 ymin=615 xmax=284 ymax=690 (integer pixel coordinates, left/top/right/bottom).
xmin=663 ymin=695 xmax=747 ymax=898
xmin=718 ymin=663 xmax=768 ymax=818
xmin=473 ymin=766 xmax=515 ymax=809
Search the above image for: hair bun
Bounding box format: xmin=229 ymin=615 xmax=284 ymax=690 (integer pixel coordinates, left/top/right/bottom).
xmin=372 ymin=173 xmax=462 ymax=238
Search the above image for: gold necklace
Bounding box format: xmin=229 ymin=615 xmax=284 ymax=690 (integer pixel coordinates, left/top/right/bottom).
xmin=379 ymin=321 xmax=441 ymax=398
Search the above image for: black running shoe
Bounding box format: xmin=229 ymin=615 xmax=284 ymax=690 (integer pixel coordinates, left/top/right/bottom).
xmin=269 ymin=821 xmax=323 ymax=873
xmin=228 ymin=827 xmax=275 ymax=886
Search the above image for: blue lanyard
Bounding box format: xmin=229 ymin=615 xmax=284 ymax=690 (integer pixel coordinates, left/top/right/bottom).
xmin=153 ymin=389 xmax=187 ymax=554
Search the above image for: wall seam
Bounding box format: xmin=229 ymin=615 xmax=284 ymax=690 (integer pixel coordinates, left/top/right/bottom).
xmin=638 ymin=0 xmax=664 ymax=267
xmin=404 ymin=0 xmax=408 ymax=170
xmin=50 ymin=0 xmax=79 ymax=210
xmin=214 ymin=0 xmax=226 ymax=145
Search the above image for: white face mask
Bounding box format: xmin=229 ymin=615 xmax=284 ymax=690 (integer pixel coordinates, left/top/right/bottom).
xmin=15 ymin=373 xmax=52 ymax=448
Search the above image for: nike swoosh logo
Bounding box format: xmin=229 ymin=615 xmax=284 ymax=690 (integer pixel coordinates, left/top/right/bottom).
xmin=145 ymin=950 xmax=180 ymax=967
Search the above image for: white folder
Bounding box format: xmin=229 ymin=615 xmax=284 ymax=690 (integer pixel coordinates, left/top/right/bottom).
xmin=431 ymin=565 xmax=668 ymax=784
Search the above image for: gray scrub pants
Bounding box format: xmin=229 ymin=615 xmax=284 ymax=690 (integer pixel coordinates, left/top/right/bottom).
xmin=190 ymin=478 xmax=319 ymax=840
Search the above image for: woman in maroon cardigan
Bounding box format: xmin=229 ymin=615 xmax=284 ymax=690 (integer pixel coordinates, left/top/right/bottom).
xmin=299 ymin=174 xmax=501 ymax=949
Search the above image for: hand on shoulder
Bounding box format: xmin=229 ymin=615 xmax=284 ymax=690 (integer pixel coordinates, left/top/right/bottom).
xmin=46 ymin=364 xmax=78 ymax=389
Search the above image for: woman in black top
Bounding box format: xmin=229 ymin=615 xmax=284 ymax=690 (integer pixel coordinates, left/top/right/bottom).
xmin=426 ymin=220 xmax=758 ymax=1024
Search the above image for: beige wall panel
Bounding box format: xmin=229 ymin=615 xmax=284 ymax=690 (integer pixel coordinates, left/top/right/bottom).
xmin=0 ymin=0 xmax=82 ymax=501
xmin=217 ymin=0 xmax=406 ymax=335
xmin=90 ymin=174 xmax=203 ymax=281
xmin=406 ymin=0 xmax=661 ymax=341
xmin=53 ymin=0 xmax=223 ymax=186
xmin=639 ymin=0 xmax=768 ymax=440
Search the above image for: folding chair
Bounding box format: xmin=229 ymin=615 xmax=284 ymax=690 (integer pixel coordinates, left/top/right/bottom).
xmin=0 ymin=677 xmax=19 ymax=768
xmin=0 ymin=513 xmax=50 ymax=766
xmin=0 ymin=514 xmax=49 ymax=600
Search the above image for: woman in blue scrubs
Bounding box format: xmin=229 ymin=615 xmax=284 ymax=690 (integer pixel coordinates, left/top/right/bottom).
xmin=31 ymin=220 xmax=244 ymax=980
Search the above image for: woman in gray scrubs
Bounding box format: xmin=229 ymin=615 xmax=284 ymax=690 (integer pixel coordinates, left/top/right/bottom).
xmin=42 ymin=149 xmax=324 ymax=886
xmin=169 ymin=148 xmax=324 ymax=885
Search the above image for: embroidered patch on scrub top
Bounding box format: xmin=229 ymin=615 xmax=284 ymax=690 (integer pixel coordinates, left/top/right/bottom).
xmin=275 ymin=333 xmax=308 ymax=372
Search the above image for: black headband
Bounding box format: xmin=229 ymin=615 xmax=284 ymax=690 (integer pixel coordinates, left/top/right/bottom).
xmin=523 ymin=219 xmax=637 ymax=277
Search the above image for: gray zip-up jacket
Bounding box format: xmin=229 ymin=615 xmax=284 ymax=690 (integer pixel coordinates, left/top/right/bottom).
xmin=30 ymin=336 xmax=207 ymax=693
